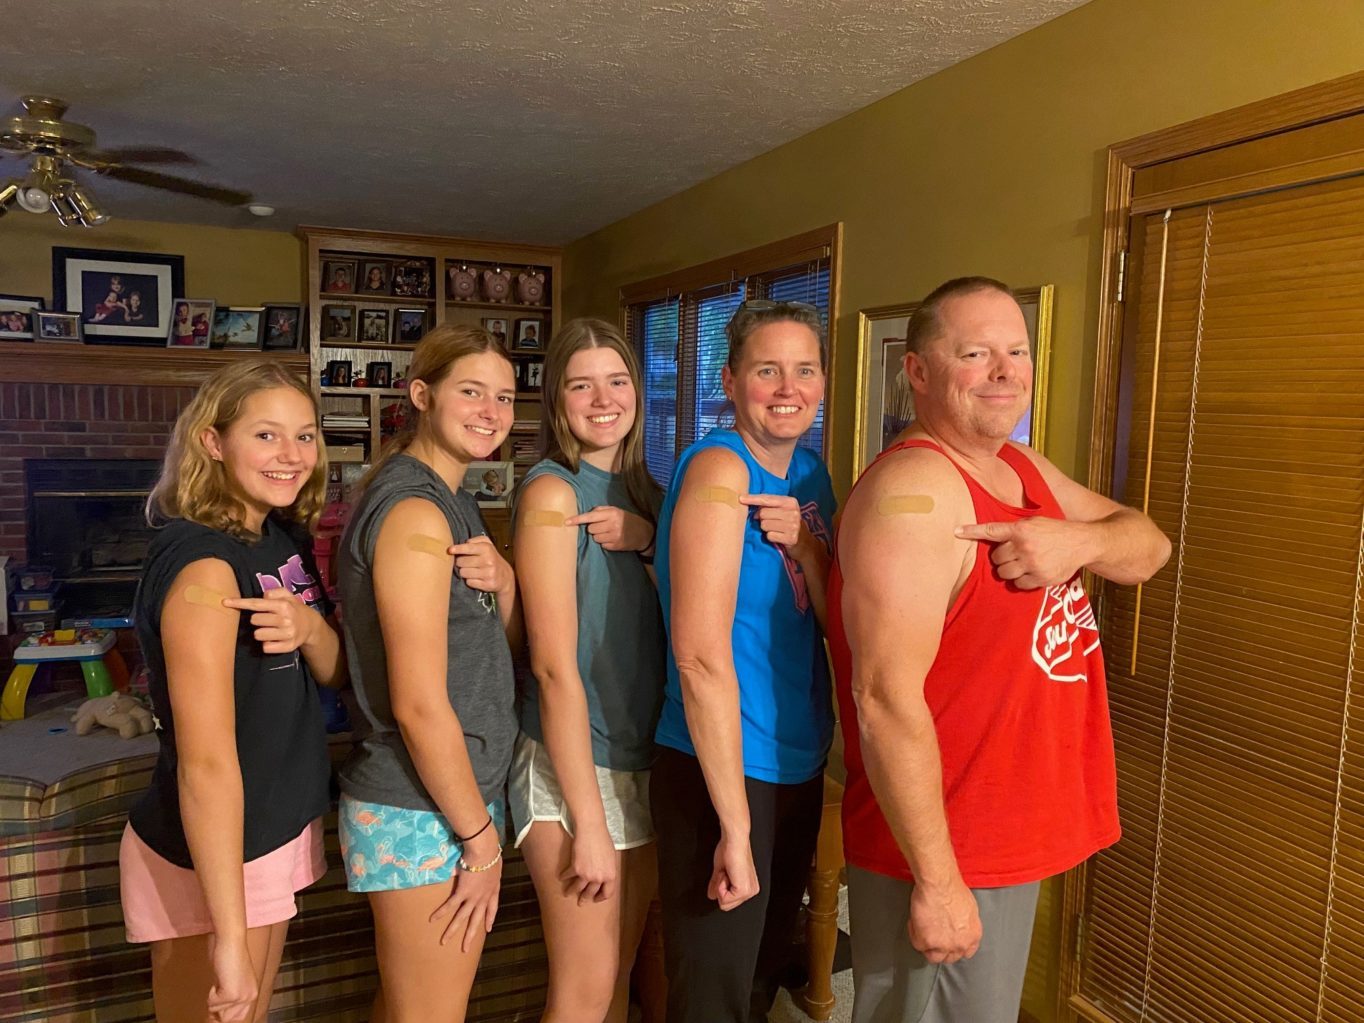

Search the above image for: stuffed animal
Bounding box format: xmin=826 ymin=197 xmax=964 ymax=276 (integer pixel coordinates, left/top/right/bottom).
xmin=72 ymin=693 xmax=155 ymax=739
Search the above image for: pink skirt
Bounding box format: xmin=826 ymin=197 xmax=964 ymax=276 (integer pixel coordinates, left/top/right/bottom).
xmin=120 ymin=819 xmax=327 ymax=943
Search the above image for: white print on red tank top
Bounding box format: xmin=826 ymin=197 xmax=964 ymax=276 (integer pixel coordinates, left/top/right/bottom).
xmin=1031 ymin=577 xmax=1101 ymax=683
xmin=778 ymin=501 xmax=832 ymax=613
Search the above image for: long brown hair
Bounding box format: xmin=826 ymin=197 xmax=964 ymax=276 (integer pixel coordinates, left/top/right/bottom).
xmin=360 ymin=323 xmax=513 ymax=490
xmin=540 ymin=317 xmax=662 ymax=522
xmin=147 ymin=359 xmax=327 ymax=538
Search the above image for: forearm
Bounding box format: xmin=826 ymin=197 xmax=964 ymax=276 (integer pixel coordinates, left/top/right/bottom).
xmin=496 ymin=580 xmax=522 ymax=641
xmin=178 ymin=760 xmax=248 ymax=943
xmin=793 ymin=533 xmax=831 ymax=630
xmin=678 ymin=655 xmax=750 ymax=838
xmin=1082 ymin=507 xmax=1172 ymax=585
xmin=397 ymin=705 xmax=494 ymax=840
xmin=858 ymin=691 xmax=960 ymax=889
xmin=300 ymin=611 xmax=347 ymax=688
xmin=536 ymin=667 xmax=610 ymax=832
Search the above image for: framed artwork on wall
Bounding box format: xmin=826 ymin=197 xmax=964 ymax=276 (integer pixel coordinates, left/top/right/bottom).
xmin=853 ymin=284 xmax=1053 ymax=475
xmin=52 ymin=247 xmax=185 ymax=346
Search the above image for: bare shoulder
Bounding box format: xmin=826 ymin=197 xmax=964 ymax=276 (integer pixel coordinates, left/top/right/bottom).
xmin=844 ymin=446 xmax=971 ymax=528
xmin=378 ymin=495 xmax=454 ymax=545
xmin=517 ymin=472 xmax=577 ymax=516
xmin=678 ymin=445 xmax=748 ymax=493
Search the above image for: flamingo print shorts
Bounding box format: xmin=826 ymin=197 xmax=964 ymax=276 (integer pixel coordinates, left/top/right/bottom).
xmin=338 ymin=793 xmax=505 ymax=893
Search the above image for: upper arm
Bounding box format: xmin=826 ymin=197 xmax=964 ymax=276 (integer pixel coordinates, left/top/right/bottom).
xmin=373 ymin=497 xmax=455 ymax=718
xmin=1009 ymin=442 xmax=1128 ymax=523
xmin=838 ymin=452 xmax=973 ymax=708
xmin=668 ymin=447 xmax=749 ymax=667
xmin=514 ymin=475 xmax=580 ymax=678
xmin=161 ymin=558 xmax=242 ymax=766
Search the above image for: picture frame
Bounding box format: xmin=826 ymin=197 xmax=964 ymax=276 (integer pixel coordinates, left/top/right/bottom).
xmin=481 ymin=317 xmax=510 ymax=346
xmin=853 ymin=284 xmax=1054 ymax=474
xmin=211 ymin=306 xmax=265 ymax=351
xmin=394 ymin=308 xmax=427 ymax=344
xmin=261 ymin=303 xmax=304 ymax=352
xmin=358 ymin=261 xmax=391 ymax=296
xmin=518 ymin=358 xmax=544 ymax=392
xmin=0 ymin=294 xmax=44 ymax=340
xmin=461 ymin=460 xmax=514 ymax=508
xmin=325 ymin=359 xmax=353 ymax=387
xmin=322 ymin=259 xmax=357 ymax=295
xmin=166 ymin=299 xmax=217 ymax=348
xmin=513 ymin=318 xmax=544 ymax=351
xmin=322 ymin=304 xmax=355 ymax=342
xmin=359 ymin=308 xmax=391 ymax=344
xmin=52 ymin=247 xmax=185 ymax=346
xmin=33 ymin=310 xmax=84 ymax=344
xmin=391 ymin=259 xmax=432 ymax=299
xmin=367 ymin=361 xmax=393 ymax=389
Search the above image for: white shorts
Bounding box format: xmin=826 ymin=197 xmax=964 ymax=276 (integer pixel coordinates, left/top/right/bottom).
xmin=508 ymin=732 xmax=654 ymax=850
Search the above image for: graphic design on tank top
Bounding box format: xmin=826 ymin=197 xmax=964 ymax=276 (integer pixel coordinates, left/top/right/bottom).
xmin=779 ymin=500 xmax=832 ymax=613
xmin=1031 ymin=576 xmax=1100 ymax=683
xmin=255 ymin=554 xmax=325 ymax=609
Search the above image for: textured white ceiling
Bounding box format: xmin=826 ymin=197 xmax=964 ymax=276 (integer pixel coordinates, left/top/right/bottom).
xmin=0 ymin=0 xmax=1087 ymax=243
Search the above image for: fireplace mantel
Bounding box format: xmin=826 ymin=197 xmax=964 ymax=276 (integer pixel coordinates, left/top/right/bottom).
xmin=0 ymin=342 xmax=308 ymax=388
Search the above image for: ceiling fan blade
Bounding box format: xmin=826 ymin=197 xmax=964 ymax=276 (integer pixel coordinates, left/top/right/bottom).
xmin=95 ymin=164 xmax=251 ymax=206
xmin=84 ymin=146 xmax=197 ymax=165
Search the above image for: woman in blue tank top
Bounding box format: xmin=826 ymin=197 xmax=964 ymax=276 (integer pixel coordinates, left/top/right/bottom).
xmin=510 ymin=318 xmax=667 ymax=1023
xmin=651 ymin=299 xmax=836 ymax=1023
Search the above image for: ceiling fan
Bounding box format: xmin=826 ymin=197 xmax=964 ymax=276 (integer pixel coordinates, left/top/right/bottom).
xmin=0 ymin=95 xmax=252 ymax=227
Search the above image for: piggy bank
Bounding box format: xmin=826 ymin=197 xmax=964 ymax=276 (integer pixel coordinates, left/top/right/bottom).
xmin=481 ymin=267 xmax=512 ymax=304
xmin=516 ymin=270 xmax=546 ymax=306
xmin=447 ymin=264 xmax=478 ymax=301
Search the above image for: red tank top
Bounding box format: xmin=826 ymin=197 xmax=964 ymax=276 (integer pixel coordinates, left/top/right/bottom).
xmin=828 ymin=439 xmax=1119 ymax=887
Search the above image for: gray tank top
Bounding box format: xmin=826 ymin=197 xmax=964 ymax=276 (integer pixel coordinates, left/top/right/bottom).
xmin=518 ymin=458 xmax=665 ymax=772
xmin=338 ymin=454 xmax=516 ymax=811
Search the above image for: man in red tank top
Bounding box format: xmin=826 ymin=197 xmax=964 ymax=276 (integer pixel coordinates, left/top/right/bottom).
xmin=828 ymin=278 xmax=1171 ymax=1023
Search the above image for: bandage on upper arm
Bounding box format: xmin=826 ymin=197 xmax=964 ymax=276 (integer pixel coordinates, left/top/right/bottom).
xmin=183 ymin=583 xmax=234 ymax=610
xmin=522 ymin=509 xmax=567 ymax=527
xmin=406 ymin=533 xmax=451 ymax=557
xmin=696 ymin=485 xmax=740 ymax=508
xmin=877 ymin=495 xmax=935 ymax=516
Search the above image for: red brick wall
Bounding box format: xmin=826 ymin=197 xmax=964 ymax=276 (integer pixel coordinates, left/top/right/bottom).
xmin=0 ymin=381 xmax=195 ymax=562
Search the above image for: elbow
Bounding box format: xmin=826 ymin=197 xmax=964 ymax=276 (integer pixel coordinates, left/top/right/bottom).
xmin=530 ymin=658 xmax=584 ymax=701
xmin=673 ymin=649 xmax=733 ymax=697
xmin=1151 ymin=531 xmax=1173 ymax=576
xmin=392 ymin=695 xmax=454 ymax=735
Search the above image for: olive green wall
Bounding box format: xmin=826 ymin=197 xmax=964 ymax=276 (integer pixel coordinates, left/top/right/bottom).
xmin=1 ymin=216 xmax=301 ymax=306
xmin=563 ymin=0 xmax=1364 ymax=494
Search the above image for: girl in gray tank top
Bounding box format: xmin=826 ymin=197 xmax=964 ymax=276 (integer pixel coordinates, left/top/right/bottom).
xmin=508 ymin=318 xmax=667 ymax=1023
xmin=334 ymin=325 xmax=519 ymax=1020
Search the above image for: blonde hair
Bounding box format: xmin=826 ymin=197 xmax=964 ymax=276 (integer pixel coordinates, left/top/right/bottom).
xmin=147 ymin=360 xmax=327 ymax=538
xmin=360 ymin=323 xmax=513 ymax=489
xmin=540 ymin=317 xmax=662 ymax=523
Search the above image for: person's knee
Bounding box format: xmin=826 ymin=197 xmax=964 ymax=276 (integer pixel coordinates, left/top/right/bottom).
xmin=546 ymin=955 xmax=619 ymax=1020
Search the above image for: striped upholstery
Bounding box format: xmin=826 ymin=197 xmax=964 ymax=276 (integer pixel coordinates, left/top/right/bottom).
xmin=0 ymin=747 xmax=549 ymax=1022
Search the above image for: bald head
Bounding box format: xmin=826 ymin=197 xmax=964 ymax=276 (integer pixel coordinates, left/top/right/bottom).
xmin=904 ymin=277 xmax=1014 ymax=356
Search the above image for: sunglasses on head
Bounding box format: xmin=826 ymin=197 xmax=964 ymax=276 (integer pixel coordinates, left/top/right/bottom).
xmin=736 ymin=298 xmax=819 ymax=315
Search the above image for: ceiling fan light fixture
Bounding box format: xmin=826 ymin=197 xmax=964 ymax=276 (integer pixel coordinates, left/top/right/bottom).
xmin=0 ymin=181 xmax=18 ymax=217
xmin=50 ymin=186 xmax=83 ymax=227
xmin=17 ymin=154 xmax=60 ymax=213
xmin=68 ymin=183 xmax=109 ymax=226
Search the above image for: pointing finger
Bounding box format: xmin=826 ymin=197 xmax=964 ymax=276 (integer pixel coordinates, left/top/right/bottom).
xmin=955 ymin=522 xmax=1016 ymax=542
xmin=564 ymin=508 xmax=612 ymax=526
xmin=738 ymin=494 xmax=789 ymax=508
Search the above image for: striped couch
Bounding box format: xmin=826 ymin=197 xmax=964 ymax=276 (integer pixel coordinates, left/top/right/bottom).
xmin=0 ymin=703 xmax=549 ymax=1022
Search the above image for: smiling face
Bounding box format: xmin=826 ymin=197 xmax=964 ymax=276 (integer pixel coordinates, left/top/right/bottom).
xmin=722 ymin=319 xmax=825 ymax=447
xmin=201 ymin=386 xmax=319 ymax=532
xmin=561 ymin=345 xmax=637 ymax=467
xmin=410 ymin=350 xmax=516 ymax=466
xmin=908 ymin=288 xmax=1032 ymax=443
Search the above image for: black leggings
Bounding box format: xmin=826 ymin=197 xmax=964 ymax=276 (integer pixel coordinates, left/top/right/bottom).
xmin=650 ymin=746 xmax=824 ymax=1023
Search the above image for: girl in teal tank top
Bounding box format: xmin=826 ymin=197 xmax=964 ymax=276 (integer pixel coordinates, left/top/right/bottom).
xmin=510 ymin=318 xmax=667 ymax=1022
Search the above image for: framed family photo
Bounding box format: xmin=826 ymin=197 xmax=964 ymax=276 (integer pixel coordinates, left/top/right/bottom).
xmin=462 ymin=460 xmax=513 ymax=508
xmin=0 ymin=294 xmax=44 ymax=340
xmin=323 ymin=304 xmax=355 ymax=342
xmin=52 ymin=247 xmax=185 ymax=346
xmin=34 ymin=311 xmax=84 ymax=344
xmin=853 ymin=284 xmax=1054 ymax=475
xmin=395 ymin=308 xmax=427 ymax=343
xmin=167 ymin=299 xmax=216 ymax=348
xmin=322 ymin=259 xmax=357 ymax=295
xmin=262 ymin=304 xmax=304 ymax=352
xmin=360 ymin=308 xmax=390 ymax=343
xmin=513 ymin=318 xmax=544 ymax=351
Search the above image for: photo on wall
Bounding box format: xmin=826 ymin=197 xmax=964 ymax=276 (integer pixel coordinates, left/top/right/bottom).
xmin=461 ymin=460 xmax=513 ymax=508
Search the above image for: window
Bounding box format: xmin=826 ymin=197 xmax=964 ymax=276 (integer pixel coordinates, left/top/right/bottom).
xmin=623 ymin=226 xmax=839 ymax=485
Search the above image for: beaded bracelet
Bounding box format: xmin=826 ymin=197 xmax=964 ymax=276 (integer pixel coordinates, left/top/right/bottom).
xmin=455 ymin=815 xmax=493 ymax=843
xmin=458 ymin=847 xmax=503 ymax=873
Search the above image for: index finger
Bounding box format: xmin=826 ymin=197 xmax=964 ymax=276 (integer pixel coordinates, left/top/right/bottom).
xmin=564 ymin=507 xmax=612 ymax=526
xmin=221 ymin=597 xmax=273 ymax=612
xmin=954 ymin=521 xmax=1015 ymax=542
xmin=738 ymin=494 xmax=791 ymax=509
xmin=447 ymin=537 xmax=492 ymax=555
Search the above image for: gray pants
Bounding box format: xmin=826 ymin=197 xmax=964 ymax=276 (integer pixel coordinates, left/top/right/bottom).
xmin=847 ymin=865 xmax=1040 ymax=1023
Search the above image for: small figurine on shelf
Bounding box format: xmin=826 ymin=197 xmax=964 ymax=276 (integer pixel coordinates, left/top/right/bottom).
xmin=447 ymin=263 xmax=479 ymax=301
xmin=393 ymin=372 xmax=406 ymax=390
xmin=516 ymin=269 xmax=546 ymax=306
xmin=481 ymin=266 xmax=512 ymax=303
xmin=353 ymin=375 xmax=367 ymax=388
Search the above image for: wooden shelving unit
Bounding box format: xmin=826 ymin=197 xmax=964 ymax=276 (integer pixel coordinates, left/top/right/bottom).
xmin=299 ymin=226 xmax=561 ymax=539
xmin=0 ymin=340 xmax=307 ymax=387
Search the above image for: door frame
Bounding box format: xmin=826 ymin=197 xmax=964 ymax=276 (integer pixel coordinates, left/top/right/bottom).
xmin=1061 ymin=68 xmax=1364 ymax=1023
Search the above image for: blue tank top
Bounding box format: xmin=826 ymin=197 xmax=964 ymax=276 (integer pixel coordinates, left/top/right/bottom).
xmin=654 ymin=429 xmax=836 ymax=784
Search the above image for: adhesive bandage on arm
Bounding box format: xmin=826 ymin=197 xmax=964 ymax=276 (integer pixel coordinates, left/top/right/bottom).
xmin=522 ymin=509 xmax=567 ymax=527
xmin=877 ymin=495 xmax=935 ymax=516
xmin=697 ymin=485 xmax=741 ymax=508
xmin=183 ymin=584 xmax=235 ymax=611
xmin=406 ymin=533 xmax=452 ymax=557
